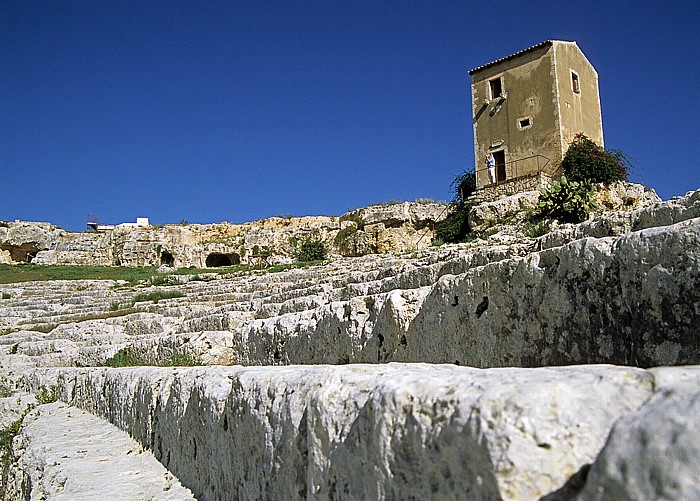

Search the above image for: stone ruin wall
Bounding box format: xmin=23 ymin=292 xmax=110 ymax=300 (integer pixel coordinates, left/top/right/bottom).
xmin=470 ymin=172 xmax=553 ymax=205
xmin=0 ymin=202 xmax=447 ymax=269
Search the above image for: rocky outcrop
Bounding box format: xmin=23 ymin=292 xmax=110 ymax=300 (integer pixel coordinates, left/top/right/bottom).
xmin=7 ymin=202 xmax=447 ymax=268
xmin=0 ymin=221 xmax=64 ymax=264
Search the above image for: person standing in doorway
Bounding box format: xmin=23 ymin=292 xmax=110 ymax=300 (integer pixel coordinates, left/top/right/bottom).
xmin=486 ymin=151 xmax=496 ymax=184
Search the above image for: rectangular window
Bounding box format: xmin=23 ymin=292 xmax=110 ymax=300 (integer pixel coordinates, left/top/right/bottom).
xmin=518 ymin=117 xmax=532 ymax=129
xmin=571 ymin=71 xmax=580 ymax=94
xmin=489 ymin=77 xmax=503 ymax=100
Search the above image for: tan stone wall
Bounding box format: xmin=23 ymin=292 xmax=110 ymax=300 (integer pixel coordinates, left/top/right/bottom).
xmin=470 ymin=173 xmax=551 ymax=205
xmin=553 ymin=42 xmax=604 ymax=151
xmin=471 ymin=44 xmax=561 ymax=189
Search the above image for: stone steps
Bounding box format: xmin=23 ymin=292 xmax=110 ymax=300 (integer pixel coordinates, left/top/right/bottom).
xmin=3 ymin=401 xmax=195 ymax=500
xmin=2 ymin=214 xmax=699 ymax=369
xmin=1 ymin=188 xmax=699 ymax=499
xmin=7 ymin=363 xmax=698 ymax=501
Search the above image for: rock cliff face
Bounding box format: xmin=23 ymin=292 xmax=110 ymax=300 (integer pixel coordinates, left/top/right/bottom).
xmin=1 ymin=202 xmax=447 ymax=268
xmin=1 ymin=185 xmax=699 ymax=499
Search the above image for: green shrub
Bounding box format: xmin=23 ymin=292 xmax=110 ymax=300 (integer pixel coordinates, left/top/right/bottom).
xmin=562 ymin=133 xmax=630 ymax=184
xmin=432 ymin=202 xmax=472 ymax=245
xmin=35 ymin=385 xmax=61 ymax=405
xmin=104 ymin=347 xmax=145 ymax=367
xmin=451 ymin=169 xmax=477 ymax=201
xmin=538 ymin=176 xmax=596 ymax=223
xmin=296 ymin=238 xmax=327 ymax=262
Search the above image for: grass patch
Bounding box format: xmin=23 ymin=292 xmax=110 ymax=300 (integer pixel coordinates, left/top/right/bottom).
xmin=523 ymin=219 xmax=553 ymax=238
xmin=0 ymin=259 xmax=324 ymax=287
xmin=0 ymin=381 xmax=11 ymax=399
xmin=22 ymin=308 xmax=139 ymax=334
xmin=0 ymin=415 xmax=23 ymax=492
xmin=104 ymin=346 xmax=202 ymax=367
xmin=0 ymin=264 xmax=160 ymax=285
xmin=133 ymin=290 xmax=184 ymax=303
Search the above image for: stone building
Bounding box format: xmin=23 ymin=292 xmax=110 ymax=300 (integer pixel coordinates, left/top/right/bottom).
xmin=469 ymin=40 xmax=603 ymax=201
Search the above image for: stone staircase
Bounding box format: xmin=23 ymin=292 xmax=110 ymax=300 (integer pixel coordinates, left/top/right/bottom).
xmin=0 ymin=186 xmax=699 ymax=499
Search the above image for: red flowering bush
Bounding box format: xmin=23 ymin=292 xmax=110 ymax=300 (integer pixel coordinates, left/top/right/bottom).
xmin=561 ymin=133 xmax=630 ymax=184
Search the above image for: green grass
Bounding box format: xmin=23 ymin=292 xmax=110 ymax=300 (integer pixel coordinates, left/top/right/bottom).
xmin=0 ymin=264 xmax=160 ymax=284
xmin=0 ymin=381 xmax=11 ymax=398
xmin=523 ymin=219 xmax=553 ymax=238
xmin=133 ymin=290 xmax=184 ymax=303
xmin=0 ymin=264 xmax=251 ymax=285
xmin=0 ymin=415 xmax=22 ymax=485
xmin=104 ymin=346 xmax=202 ymax=367
xmin=0 ymin=259 xmax=328 ymax=286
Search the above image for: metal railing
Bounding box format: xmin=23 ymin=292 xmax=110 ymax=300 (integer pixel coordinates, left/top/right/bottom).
xmin=475 ymin=154 xmax=552 ymax=190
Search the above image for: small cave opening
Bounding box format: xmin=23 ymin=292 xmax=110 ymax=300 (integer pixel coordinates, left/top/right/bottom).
xmin=205 ymin=252 xmax=241 ymax=268
xmin=160 ymin=251 xmax=175 ymax=267
xmin=1 ymin=244 xmax=40 ymax=263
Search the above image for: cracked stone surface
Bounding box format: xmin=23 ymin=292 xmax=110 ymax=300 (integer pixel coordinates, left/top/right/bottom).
xmin=4 ymin=401 xmax=195 ymax=500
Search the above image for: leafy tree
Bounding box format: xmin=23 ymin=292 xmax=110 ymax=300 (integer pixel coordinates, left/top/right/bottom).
xmin=562 ymin=133 xmax=630 ymax=184
xmin=296 ymin=238 xmax=326 ymax=262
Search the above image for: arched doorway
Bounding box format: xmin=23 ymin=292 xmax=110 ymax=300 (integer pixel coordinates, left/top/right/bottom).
xmin=205 ymin=252 xmax=240 ymax=268
xmin=160 ymin=251 xmax=175 ymax=266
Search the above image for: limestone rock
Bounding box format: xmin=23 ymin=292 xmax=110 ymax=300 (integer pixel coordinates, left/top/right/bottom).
xmin=4 ymin=401 xmax=195 ymax=500
xmin=341 ymin=201 xmax=447 ymax=228
xmin=15 ymin=364 xmax=654 ymax=501
xmin=576 ymin=382 xmax=700 ymax=500
xmin=0 ymin=221 xmax=64 ymax=263
xmin=593 ymin=181 xmax=661 ymax=211
xmin=469 ymin=190 xmax=540 ymax=232
xmin=403 ymin=218 xmax=700 ymax=368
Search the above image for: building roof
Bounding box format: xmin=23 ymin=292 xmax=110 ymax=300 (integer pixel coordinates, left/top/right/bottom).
xmin=469 ymin=40 xmax=573 ymax=75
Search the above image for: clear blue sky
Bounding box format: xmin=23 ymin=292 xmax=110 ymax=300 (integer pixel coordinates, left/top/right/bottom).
xmin=2 ymin=1 xmax=698 ymax=231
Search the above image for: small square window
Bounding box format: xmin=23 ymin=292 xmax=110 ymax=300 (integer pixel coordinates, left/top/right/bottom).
xmin=571 ymin=71 xmax=580 ymax=94
xmin=489 ymin=77 xmax=503 ymax=100
xmin=517 ymin=117 xmax=532 ymax=130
